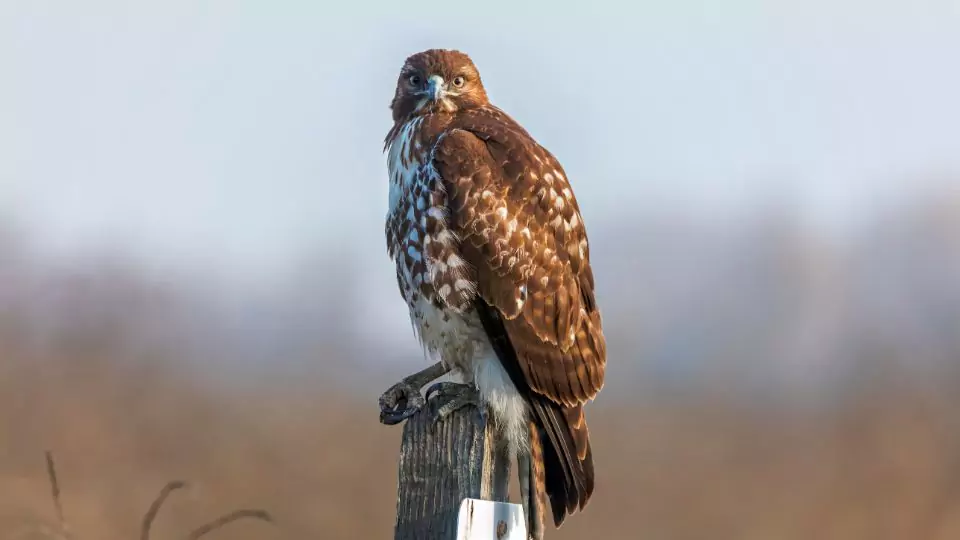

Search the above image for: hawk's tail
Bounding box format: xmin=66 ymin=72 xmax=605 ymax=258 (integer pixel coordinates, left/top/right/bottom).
xmin=522 ymin=419 xmax=548 ymax=540
xmin=473 ymin=299 xmax=595 ymax=532
xmin=528 ymin=398 xmax=594 ymax=527
xmin=521 ymin=402 xmax=595 ymax=539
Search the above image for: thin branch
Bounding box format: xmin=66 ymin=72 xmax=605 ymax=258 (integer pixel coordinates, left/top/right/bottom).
xmin=45 ymin=450 xmax=71 ymax=539
xmin=140 ymin=480 xmax=188 ymax=540
xmin=184 ymin=509 xmax=274 ymax=540
xmin=38 ymin=452 xmax=272 ymax=540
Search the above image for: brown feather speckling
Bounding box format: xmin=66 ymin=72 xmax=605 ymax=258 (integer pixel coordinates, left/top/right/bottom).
xmin=384 ymin=48 xmax=606 ymax=531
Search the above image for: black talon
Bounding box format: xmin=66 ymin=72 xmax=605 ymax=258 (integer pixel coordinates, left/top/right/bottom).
xmin=422 ymin=382 xmax=483 ymax=428
xmin=424 ymin=381 xmax=455 ymax=402
xmin=378 ymin=380 xmax=427 ymax=426
xmin=380 ymin=406 xmax=419 ymax=426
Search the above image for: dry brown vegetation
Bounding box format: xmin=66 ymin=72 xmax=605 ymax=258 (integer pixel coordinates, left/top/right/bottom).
xmin=4 ymin=340 xmax=960 ymax=539
xmin=7 ymin=451 xmax=273 ymax=540
xmin=2 ymin=193 xmax=959 ymax=539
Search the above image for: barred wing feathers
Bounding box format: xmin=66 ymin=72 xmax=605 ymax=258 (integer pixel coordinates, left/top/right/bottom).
xmin=431 ymin=106 xmax=607 ymax=523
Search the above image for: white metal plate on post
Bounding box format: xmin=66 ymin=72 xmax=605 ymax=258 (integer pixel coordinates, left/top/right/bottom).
xmin=456 ymin=498 xmax=527 ymax=540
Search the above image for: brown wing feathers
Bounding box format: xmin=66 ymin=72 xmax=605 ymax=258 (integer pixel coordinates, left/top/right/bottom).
xmin=434 ymin=110 xmax=606 ymax=408
xmin=434 ymin=107 xmax=606 ymax=526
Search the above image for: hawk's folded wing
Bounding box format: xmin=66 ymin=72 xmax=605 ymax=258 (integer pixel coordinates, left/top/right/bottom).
xmin=432 ymin=108 xmax=607 ymax=410
xmin=432 ymin=108 xmax=607 ymax=523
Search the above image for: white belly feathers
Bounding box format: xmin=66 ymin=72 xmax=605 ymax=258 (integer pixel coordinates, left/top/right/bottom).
xmin=412 ymin=295 xmax=529 ymax=454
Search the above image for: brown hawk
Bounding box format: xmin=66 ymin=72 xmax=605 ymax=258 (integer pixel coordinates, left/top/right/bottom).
xmin=378 ymin=49 xmax=606 ymax=539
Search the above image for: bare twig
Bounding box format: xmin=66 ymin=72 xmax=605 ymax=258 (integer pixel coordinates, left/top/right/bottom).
xmin=45 ymin=450 xmax=71 ymax=540
xmin=140 ymin=480 xmax=188 ymax=540
xmin=35 ymin=452 xmax=273 ymax=540
xmin=184 ymin=509 xmax=274 ymax=540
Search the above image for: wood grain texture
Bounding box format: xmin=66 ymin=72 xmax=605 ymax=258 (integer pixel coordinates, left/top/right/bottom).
xmin=393 ymin=388 xmax=510 ymax=540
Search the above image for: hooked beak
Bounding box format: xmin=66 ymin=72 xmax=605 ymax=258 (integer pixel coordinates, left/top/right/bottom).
xmin=426 ymin=75 xmax=445 ymax=102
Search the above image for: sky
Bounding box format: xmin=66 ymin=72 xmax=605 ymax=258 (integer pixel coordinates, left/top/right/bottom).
xmin=2 ymin=0 xmax=959 ymax=285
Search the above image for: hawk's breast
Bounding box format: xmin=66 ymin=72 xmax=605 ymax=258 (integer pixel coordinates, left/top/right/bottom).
xmin=385 ymin=117 xmax=480 ymax=362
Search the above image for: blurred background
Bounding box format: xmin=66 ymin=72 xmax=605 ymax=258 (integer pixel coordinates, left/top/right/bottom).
xmin=2 ymin=1 xmax=960 ymax=538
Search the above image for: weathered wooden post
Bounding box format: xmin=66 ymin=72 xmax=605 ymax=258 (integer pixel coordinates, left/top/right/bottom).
xmin=387 ymin=384 xmax=527 ymax=540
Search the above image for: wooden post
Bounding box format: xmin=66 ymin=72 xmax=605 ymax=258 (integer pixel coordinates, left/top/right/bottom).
xmin=392 ymin=388 xmax=514 ymax=540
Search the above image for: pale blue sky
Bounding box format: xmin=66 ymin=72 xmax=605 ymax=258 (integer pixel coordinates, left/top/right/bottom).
xmin=2 ymin=0 xmax=959 ymax=282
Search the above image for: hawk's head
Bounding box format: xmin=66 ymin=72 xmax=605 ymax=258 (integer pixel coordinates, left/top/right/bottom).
xmin=390 ymin=49 xmax=489 ymax=122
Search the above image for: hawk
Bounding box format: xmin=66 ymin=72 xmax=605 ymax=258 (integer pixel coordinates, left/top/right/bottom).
xmin=378 ymin=49 xmax=606 ymax=539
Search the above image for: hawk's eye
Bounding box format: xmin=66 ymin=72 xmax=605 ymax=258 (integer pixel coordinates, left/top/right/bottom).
xmin=452 ymin=76 xmax=465 ymax=88
xmin=408 ymin=74 xmax=421 ymax=87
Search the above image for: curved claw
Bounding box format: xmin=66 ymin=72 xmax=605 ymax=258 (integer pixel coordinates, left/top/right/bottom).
xmin=423 ymin=382 xmax=483 ymax=428
xmin=424 ymin=381 xmax=463 ymax=402
xmin=378 ymin=381 xmax=427 ymax=426
xmin=380 ymin=405 xmax=420 ymax=426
